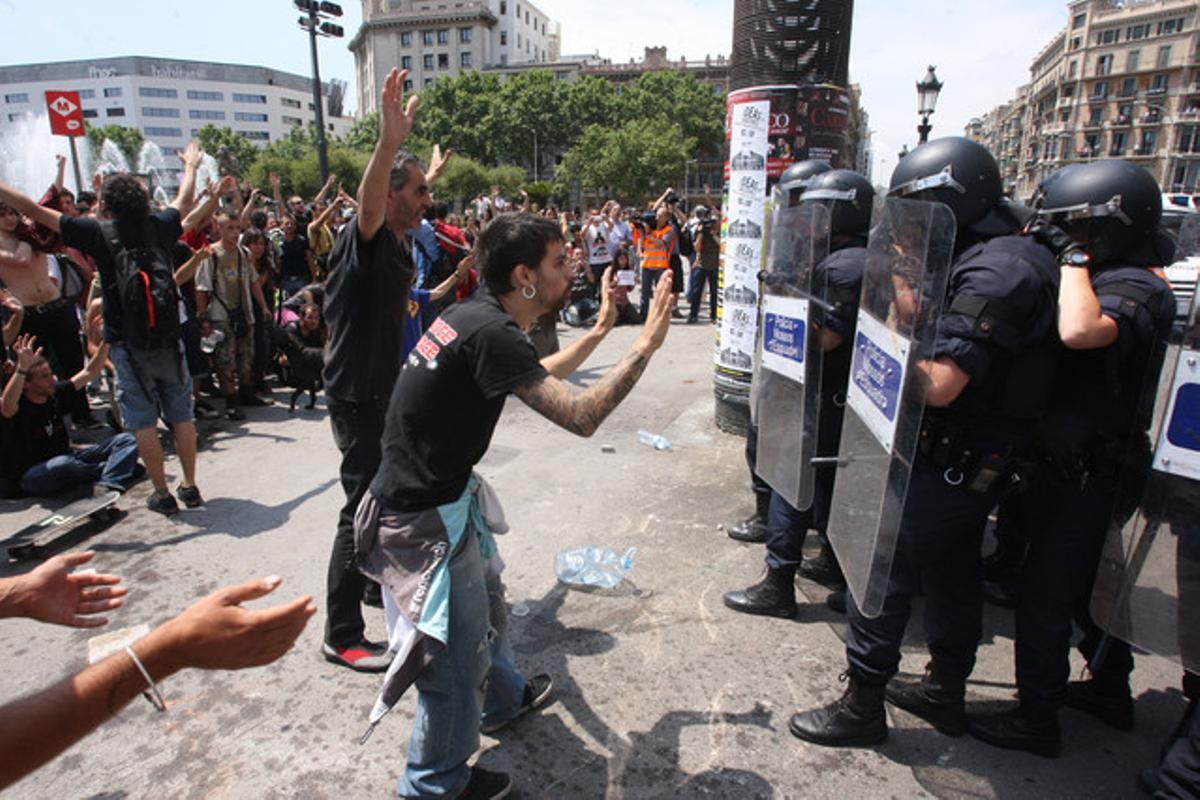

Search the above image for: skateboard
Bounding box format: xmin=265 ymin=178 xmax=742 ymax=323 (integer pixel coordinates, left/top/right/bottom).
xmin=3 ymin=490 xmax=122 ymax=560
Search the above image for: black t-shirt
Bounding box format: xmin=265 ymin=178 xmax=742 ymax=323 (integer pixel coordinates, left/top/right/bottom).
xmin=279 ymin=235 xmax=311 ymax=281
xmin=370 ymin=292 xmax=549 ymax=511
xmin=322 ymin=217 xmax=415 ymax=404
xmin=1 ymin=380 xmax=72 ymax=480
xmin=60 ymin=209 xmax=183 ymax=344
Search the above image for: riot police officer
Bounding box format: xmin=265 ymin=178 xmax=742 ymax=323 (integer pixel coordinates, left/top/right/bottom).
xmin=724 ymin=169 xmax=873 ymax=617
xmin=789 ymin=138 xmax=1061 ymax=747
xmin=968 ymin=160 xmax=1176 ymax=757
xmin=726 ymin=159 xmax=833 ymax=544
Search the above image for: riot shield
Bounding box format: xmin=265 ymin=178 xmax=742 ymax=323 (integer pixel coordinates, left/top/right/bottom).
xmin=824 ymin=196 xmax=957 ymax=618
xmin=751 ymin=201 xmax=831 ymax=510
xmin=1090 ymin=215 xmax=1200 ymax=674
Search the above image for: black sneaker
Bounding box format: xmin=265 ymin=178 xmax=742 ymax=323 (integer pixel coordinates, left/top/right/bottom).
xmin=146 ymin=491 xmax=179 ymax=516
xmin=457 ymin=767 xmax=512 ymax=800
xmin=176 ymin=484 xmax=205 ymax=508
xmin=480 ymin=673 xmax=554 ymax=734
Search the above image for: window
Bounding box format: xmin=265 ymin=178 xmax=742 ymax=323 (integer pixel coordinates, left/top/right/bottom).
xmin=423 ymin=54 xmax=434 ymax=69
xmin=403 ymin=79 xmax=413 ymax=91
xmin=1110 ymin=130 xmax=1127 ymax=156
xmin=500 ymin=31 xmax=507 ymax=45
xmin=1139 ymin=130 xmax=1158 ymax=153
xmin=143 ymin=126 xmax=182 ymax=138
xmin=77 ymin=89 xmax=95 ymax=99
xmin=1098 ymin=28 xmax=1119 ymax=45
xmin=402 ymin=55 xmax=412 ymax=69
xmin=517 ymin=33 xmax=521 ymax=47
xmin=233 ymin=93 xmax=266 ymax=104
xmin=438 ymin=53 xmax=449 ymax=69
xmin=437 ymin=29 xmax=449 ymax=45
xmin=1063 ymin=84 xmax=1076 ymax=97
xmin=234 ymin=112 xmax=268 ymax=122
xmin=138 ymin=87 xmax=177 ymax=98
xmin=104 ymin=87 xmax=122 ymax=98
xmin=1159 ymin=18 xmax=1184 ymax=36
xmin=7 ymin=112 xmax=33 ymax=122
xmin=281 ymin=97 xmax=301 ymax=108
xmin=142 ymin=107 xmax=180 ymax=118
xmin=187 ymin=89 xmax=223 ymax=101
xmin=189 ymin=109 xmax=225 ymax=120
xmin=1092 ymin=80 xmax=1109 ymax=98
xmin=282 ymin=115 xmax=303 ymax=126
xmin=1178 ymin=125 xmax=1199 ymax=152
xmin=500 ymin=0 xmax=506 ymax=12
xmin=82 ymin=108 xmax=98 ymax=119
xmin=105 ymin=107 xmax=125 ymax=117
xmin=1128 ymin=50 xmax=1140 ymax=71
xmin=422 ymin=30 xmax=434 ymax=45
xmin=1117 ymin=104 xmax=1133 ymax=123
xmin=401 ymin=31 xmax=413 ymax=46
xmin=1085 ymin=133 xmax=1101 ymax=155
xmin=1128 ymin=23 xmax=1151 ymax=40
xmin=424 ymin=78 xmax=434 ymax=88
xmin=1158 ymin=46 xmax=1173 ymax=68
xmin=1120 ymin=77 xmax=1136 ymax=97
xmin=1072 ymin=12 xmax=1086 ymax=29
xmin=4 ymin=93 xmax=29 ymax=103
xmin=1068 ymin=60 xmax=1078 ymax=78
xmin=525 ymin=9 xmax=529 ymax=23
xmin=1151 ymin=73 xmax=1169 ymax=93
xmin=1088 ymin=107 xmax=1104 ymax=126
xmin=459 ymin=27 xmax=472 ymax=43
xmin=461 ymin=52 xmax=473 ymax=67
xmin=1071 ymin=37 xmax=1082 ymax=51
xmin=1095 ymin=54 xmax=1113 ymax=75
xmin=238 ymin=131 xmax=270 ymax=141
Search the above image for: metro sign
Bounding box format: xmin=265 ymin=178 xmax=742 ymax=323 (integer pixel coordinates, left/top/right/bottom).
xmin=45 ymin=90 xmax=85 ymax=137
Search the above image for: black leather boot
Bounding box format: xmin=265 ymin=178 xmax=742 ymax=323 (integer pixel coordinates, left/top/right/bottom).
xmin=789 ymin=673 xmax=888 ymax=747
xmin=826 ymin=588 xmax=847 ymax=615
xmin=723 ymin=566 xmax=796 ymax=618
xmin=800 ymin=540 xmax=846 ymax=589
xmin=968 ymin=703 xmax=1061 ymax=758
xmin=727 ymin=495 xmax=769 ymax=543
xmin=1064 ymin=669 xmax=1134 ymax=732
xmin=886 ymin=661 xmax=967 ymax=736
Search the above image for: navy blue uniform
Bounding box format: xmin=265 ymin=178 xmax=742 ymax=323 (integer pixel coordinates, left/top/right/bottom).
xmin=765 ymin=242 xmax=866 ymax=570
xmin=844 ymin=234 xmax=1059 ymax=687
xmin=1014 ymin=265 xmax=1175 ymax=712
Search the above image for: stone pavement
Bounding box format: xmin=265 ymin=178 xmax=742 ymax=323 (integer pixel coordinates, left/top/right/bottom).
xmin=0 ymin=318 xmax=1188 ymax=799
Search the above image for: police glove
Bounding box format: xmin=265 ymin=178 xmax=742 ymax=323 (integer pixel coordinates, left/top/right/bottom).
xmin=1026 ymin=221 xmax=1086 ymax=264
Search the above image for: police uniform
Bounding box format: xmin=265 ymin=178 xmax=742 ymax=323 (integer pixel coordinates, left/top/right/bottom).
xmin=1013 ymin=265 xmax=1174 ymax=716
xmin=844 ymin=233 xmax=1059 ymax=690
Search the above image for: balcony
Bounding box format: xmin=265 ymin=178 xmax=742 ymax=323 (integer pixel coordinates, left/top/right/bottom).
xmin=1083 ymin=118 xmax=1106 ymax=130
xmin=1076 ymin=146 xmax=1101 ymax=159
xmin=1088 ymin=93 xmax=1110 ymax=103
xmin=1111 ymin=114 xmax=1133 ymax=127
xmin=1146 ymin=86 xmax=1169 ymax=97
xmin=1109 ymin=146 xmax=1128 ymax=157
xmin=1142 ymin=114 xmax=1164 ymax=125
xmin=1057 ymin=96 xmax=1075 ymax=108
xmin=1132 ymin=146 xmax=1157 ymax=157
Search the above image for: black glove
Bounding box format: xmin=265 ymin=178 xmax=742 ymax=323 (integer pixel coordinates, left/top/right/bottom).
xmin=1026 ymin=221 xmax=1083 ymax=261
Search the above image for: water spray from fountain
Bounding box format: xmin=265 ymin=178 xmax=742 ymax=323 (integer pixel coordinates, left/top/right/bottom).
xmin=0 ymin=113 xmax=94 ymax=196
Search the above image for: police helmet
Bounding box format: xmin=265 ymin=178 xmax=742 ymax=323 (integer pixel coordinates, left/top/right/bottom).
xmin=779 ymin=160 xmax=832 ymax=206
xmin=889 ymin=137 xmax=1002 ymax=228
xmin=1034 ymin=160 xmax=1162 ymax=262
xmin=800 ymin=169 xmax=875 ymax=236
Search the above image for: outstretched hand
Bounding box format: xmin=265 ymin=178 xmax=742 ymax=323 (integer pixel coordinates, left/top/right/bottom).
xmin=593 ymin=266 xmax=617 ymax=335
xmin=13 ymin=334 xmax=41 ymax=372
xmin=155 ymin=576 xmax=316 ymax=671
xmin=636 ymin=269 xmax=674 ymax=352
xmin=379 ymin=68 xmax=420 ymax=152
xmin=6 ymin=551 xmax=126 ymax=629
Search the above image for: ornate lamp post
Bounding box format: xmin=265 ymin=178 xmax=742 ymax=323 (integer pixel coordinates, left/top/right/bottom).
xmin=917 ymin=65 xmax=943 ymax=144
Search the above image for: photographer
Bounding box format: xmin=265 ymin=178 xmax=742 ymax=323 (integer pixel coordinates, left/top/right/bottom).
xmin=635 ymin=203 xmax=676 ymax=320
xmin=686 ymin=203 xmax=719 ymax=323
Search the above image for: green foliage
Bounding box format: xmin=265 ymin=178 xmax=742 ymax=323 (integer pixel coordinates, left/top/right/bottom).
xmin=436 ymin=154 xmax=491 ymax=205
xmin=488 ymin=165 xmax=527 ymax=198
xmin=619 ymin=71 xmax=725 ymax=152
xmin=413 ymin=71 xmax=503 ymax=161
xmin=556 ymin=118 xmax=694 ymax=204
xmin=337 ymin=111 xmax=379 ymax=153
xmin=85 ymin=125 xmax=143 ymax=164
xmin=521 ymin=180 xmax=554 ymax=207
xmin=194 ymin=125 xmax=259 ymax=177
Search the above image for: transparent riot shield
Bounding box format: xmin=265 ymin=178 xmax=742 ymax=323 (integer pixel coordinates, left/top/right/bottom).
xmin=824 ymin=196 xmax=957 ymax=618
xmin=751 ymin=201 xmax=831 ymax=510
xmin=1090 ymin=216 xmax=1200 ymax=673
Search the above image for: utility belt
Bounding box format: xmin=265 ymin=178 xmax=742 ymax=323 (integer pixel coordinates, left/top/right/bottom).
xmin=1036 ymin=433 xmax=1140 ymax=484
xmin=917 ymin=415 xmax=1037 ymax=497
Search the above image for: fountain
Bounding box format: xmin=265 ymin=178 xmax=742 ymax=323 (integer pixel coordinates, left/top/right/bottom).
xmin=0 ymin=112 xmax=93 ymax=196
xmin=195 ymin=153 xmax=220 ymax=199
xmin=136 ymin=141 xmax=173 ymax=209
xmin=94 ymin=138 xmax=130 ymax=177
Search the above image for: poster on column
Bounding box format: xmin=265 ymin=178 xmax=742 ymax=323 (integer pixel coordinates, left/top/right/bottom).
xmin=717 ymin=93 xmax=771 ymax=373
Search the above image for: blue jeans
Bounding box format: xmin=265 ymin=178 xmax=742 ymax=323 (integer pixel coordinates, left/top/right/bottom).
xmin=641 ymin=268 xmax=668 ymax=319
xmin=20 ymin=432 xmax=139 ymax=495
xmin=399 ymin=531 xmax=526 ymax=798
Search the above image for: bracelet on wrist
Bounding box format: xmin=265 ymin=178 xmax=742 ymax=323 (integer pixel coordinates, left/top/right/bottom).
xmin=125 ymin=645 xmax=167 ymax=712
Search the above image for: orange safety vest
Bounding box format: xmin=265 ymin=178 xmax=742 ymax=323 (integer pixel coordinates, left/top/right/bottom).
xmin=641 ymin=225 xmax=673 ymax=271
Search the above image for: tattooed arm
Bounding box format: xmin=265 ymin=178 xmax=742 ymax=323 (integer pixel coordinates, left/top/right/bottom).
xmin=514 ymin=269 xmax=674 ymax=436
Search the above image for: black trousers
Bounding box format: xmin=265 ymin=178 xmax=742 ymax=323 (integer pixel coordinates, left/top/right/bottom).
xmin=325 ymin=396 xmax=386 ymax=646
xmin=744 ymin=422 xmax=772 ymax=518
xmin=22 ymin=303 xmax=89 ymax=420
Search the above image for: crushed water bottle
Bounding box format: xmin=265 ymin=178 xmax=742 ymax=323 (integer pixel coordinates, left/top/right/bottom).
xmin=200 ymin=328 xmax=225 ymax=354
xmin=636 ymin=429 xmax=672 ymax=450
xmin=555 ymin=546 xmax=638 ymax=589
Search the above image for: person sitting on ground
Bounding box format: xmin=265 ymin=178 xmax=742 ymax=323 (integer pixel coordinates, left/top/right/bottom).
xmin=0 ymin=334 xmax=139 ymax=498
xmin=278 ymin=303 xmax=325 ymax=412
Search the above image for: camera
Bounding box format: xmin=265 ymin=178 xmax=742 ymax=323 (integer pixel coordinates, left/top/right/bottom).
xmin=665 ymin=191 xmax=679 ymax=205
xmin=637 ymin=211 xmax=657 ymax=226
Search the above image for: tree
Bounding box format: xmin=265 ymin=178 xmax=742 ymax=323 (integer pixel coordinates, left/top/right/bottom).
xmin=484 ymin=70 xmax=572 ymax=171
xmin=487 ymin=165 xmax=528 ymax=199
xmin=337 ymin=111 xmax=379 ymax=153
xmin=194 ymin=125 xmax=259 ymax=178
xmin=413 ymin=71 xmax=503 ymax=162
xmin=557 ymin=118 xmax=694 ymax=204
xmin=435 ymin=154 xmax=491 ymax=206
xmin=85 ymin=125 xmax=143 ymax=167
xmin=617 ymin=71 xmax=725 ymax=153
xmin=564 ymin=76 xmax=621 ymax=136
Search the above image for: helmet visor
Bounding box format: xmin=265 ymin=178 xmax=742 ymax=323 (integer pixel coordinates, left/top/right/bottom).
xmin=1037 ymin=194 xmax=1134 ymax=227
xmin=801 ymin=187 xmax=858 ymax=203
xmin=890 ymin=164 xmax=966 ymax=198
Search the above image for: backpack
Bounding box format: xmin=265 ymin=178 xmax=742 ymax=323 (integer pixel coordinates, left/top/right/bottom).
xmin=101 ymin=220 xmax=181 ymax=350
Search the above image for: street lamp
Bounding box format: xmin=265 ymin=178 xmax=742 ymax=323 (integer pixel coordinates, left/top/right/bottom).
xmin=296 ymin=0 xmax=344 ymax=184
xmin=916 ymin=65 xmax=943 ymax=145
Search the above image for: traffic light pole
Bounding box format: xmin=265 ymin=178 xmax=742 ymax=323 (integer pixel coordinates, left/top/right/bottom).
xmin=307 ymin=5 xmax=330 ymax=184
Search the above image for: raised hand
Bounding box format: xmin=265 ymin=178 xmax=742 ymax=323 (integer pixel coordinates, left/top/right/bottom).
xmin=216 ymin=175 xmax=238 ymax=197
xmin=8 ymin=551 xmax=127 ymax=629
xmin=593 ymin=266 xmax=617 ymax=335
xmin=0 ymin=288 xmax=21 ymax=314
xmin=427 ymin=143 xmax=452 ymax=182
xmin=268 ymin=173 xmax=281 ymax=191
xmin=177 ymin=142 xmax=203 ymax=170
xmin=379 ymin=68 xmax=420 ymax=152
xmin=637 ymin=269 xmax=674 ymax=352
xmin=14 ymin=333 xmax=41 ymax=371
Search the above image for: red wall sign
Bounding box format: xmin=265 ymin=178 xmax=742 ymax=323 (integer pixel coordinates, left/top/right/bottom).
xmin=45 ymin=91 xmax=85 ymax=137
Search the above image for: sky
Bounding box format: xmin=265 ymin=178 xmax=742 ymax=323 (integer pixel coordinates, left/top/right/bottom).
xmin=0 ymin=0 xmax=1069 ymax=181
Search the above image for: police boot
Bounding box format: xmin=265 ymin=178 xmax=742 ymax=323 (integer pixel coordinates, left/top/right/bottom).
xmin=968 ymin=703 xmax=1061 ymax=758
xmin=726 ymin=493 xmax=770 ymax=543
xmin=885 ymin=661 xmax=967 ymax=736
xmin=800 ymin=540 xmax=846 ymax=589
xmin=1064 ymin=669 xmax=1134 ymax=732
xmin=789 ymin=672 xmax=888 ymax=747
xmin=722 ymin=566 xmax=796 ymax=618
xmin=826 ymin=588 xmax=847 ymax=615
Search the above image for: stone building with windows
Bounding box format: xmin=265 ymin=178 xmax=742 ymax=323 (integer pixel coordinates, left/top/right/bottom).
xmin=975 ymin=0 xmax=1200 ymax=200
xmin=350 ymin=0 xmax=559 ymax=115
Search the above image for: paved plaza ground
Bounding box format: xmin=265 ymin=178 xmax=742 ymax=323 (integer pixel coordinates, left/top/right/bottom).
xmin=0 ymin=318 xmax=1188 ymax=799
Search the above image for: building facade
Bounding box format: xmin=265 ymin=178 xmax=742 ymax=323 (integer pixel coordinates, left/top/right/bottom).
xmin=350 ymin=0 xmax=559 ymax=115
xmin=0 ymin=56 xmax=352 ymax=175
xmin=976 ymin=0 xmax=1200 ymax=199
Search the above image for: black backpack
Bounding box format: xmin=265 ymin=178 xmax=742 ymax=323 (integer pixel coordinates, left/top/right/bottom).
xmin=101 ymin=220 xmax=181 ymax=350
